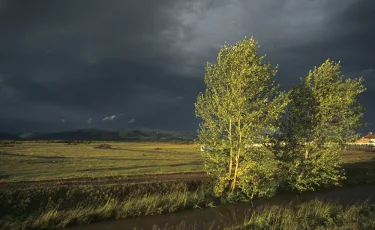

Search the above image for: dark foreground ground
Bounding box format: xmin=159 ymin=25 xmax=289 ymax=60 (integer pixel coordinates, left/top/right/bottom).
xmin=0 ymin=172 xmax=210 ymax=191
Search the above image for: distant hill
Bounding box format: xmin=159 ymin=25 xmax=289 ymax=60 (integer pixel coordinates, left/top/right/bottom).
xmin=119 ymin=129 xmax=195 ymax=141
xmin=0 ymin=132 xmax=20 ymax=140
xmin=7 ymin=129 xmax=196 ymax=142
xmin=28 ymin=129 xmax=121 ymax=141
xmin=19 ymin=132 xmax=39 ymax=139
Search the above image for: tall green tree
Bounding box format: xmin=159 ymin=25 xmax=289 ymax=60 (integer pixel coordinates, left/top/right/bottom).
xmin=195 ymin=37 xmax=287 ymax=199
xmin=273 ymin=59 xmax=366 ymax=191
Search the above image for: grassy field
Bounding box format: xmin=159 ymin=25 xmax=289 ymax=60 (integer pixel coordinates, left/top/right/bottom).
xmin=0 ymin=142 xmax=203 ymax=182
xmin=1 ymin=142 xmax=375 ymax=182
xmin=1 ymin=142 xmax=375 ymax=229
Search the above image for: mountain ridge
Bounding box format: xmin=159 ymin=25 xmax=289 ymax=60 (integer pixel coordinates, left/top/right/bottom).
xmin=0 ymin=129 xmax=196 ymax=142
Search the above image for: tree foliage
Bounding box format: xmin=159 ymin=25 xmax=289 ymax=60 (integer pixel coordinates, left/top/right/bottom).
xmin=196 ymin=36 xmax=366 ymax=198
xmin=195 ymin=37 xmax=287 ymax=199
xmin=272 ymin=59 xmax=366 ymax=191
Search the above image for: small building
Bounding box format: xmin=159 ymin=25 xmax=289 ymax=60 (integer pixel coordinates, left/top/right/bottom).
xmin=200 ymin=145 xmax=213 ymax=152
xmin=356 ymin=132 xmax=375 ymax=144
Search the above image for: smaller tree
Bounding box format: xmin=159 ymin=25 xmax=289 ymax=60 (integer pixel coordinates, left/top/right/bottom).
xmin=273 ymin=59 xmax=366 ymax=191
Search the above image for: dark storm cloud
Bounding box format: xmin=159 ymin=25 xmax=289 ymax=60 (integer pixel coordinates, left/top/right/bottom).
xmin=0 ymin=0 xmax=374 ymax=133
xmin=279 ymin=0 xmax=375 ymax=74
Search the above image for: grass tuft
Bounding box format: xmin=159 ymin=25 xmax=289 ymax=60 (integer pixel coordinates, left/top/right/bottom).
xmin=242 ymin=199 xmax=375 ymax=230
xmin=0 ymin=181 xmax=215 ymax=229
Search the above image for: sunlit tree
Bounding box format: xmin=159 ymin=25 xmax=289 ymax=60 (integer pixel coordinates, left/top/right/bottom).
xmin=195 ymin=37 xmax=287 ymax=199
xmin=273 ymin=59 xmax=366 ymax=191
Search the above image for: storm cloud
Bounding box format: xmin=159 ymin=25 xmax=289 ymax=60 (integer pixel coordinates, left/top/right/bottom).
xmin=0 ymin=0 xmax=374 ymax=134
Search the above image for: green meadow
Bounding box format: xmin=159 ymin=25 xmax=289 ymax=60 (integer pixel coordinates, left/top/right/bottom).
xmin=0 ymin=142 xmax=204 ymax=182
xmin=1 ymin=142 xmax=374 ymax=182
xmin=1 ymin=141 xmax=375 ymax=229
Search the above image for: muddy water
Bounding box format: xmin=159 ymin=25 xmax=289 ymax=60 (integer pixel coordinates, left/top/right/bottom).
xmin=70 ymin=185 xmax=375 ymax=230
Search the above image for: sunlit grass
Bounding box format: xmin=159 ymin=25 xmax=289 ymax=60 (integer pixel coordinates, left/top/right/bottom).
xmin=241 ymin=199 xmax=375 ymax=230
xmin=1 ymin=142 xmax=375 ymax=229
xmin=1 ymin=142 xmax=374 ymax=182
xmin=0 ymin=180 xmax=215 ymax=230
xmin=0 ymin=142 xmax=203 ymax=182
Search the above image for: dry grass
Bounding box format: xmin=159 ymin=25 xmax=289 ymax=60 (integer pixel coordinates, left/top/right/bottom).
xmin=0 ymin=181 xmax=215 ymax=230
xmin=341 ymin=150 xmax=375 ymax=164
xmin=1 ymin=142 xmax=375 ymax=229
xmin=1 ymin=142 xmax=374 ymax=182
xmin=0 ymin=142 xmax=203 ymax=182
xmin=241 ymin=199 xmax=375 ymax=230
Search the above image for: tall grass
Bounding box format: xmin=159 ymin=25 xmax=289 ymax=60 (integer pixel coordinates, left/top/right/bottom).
xmin=242 ymin=199 xmax=375 ymax=230
xmin=134 ymin=199 xmax=375 ymax=230
xmin=0 ymin=181 xmax=215 ymax=230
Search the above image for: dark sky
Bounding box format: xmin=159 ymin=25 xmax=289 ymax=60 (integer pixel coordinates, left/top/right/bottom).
xmin=0 ymin=0 xmax=374 ymax=134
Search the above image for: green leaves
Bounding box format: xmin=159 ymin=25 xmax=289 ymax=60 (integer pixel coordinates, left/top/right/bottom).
xmin=195 ymin=37 xmax=286 ymax=199
xmin=274 ymin=59 xmax=366 ymax=192
xmin=196 ymin=39 xmax=366 ymax=198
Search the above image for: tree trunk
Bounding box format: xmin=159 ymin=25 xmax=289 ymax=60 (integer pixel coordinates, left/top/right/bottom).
xmin=230 ymin=120 xmax=242 ymax=192
xmin=231 ymin=153 xmax=240 ymax=192
xmin=305 ymin=148 xmax=309 ymax=160
xmin=228 ymin=119 xmax=233 ymax=179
